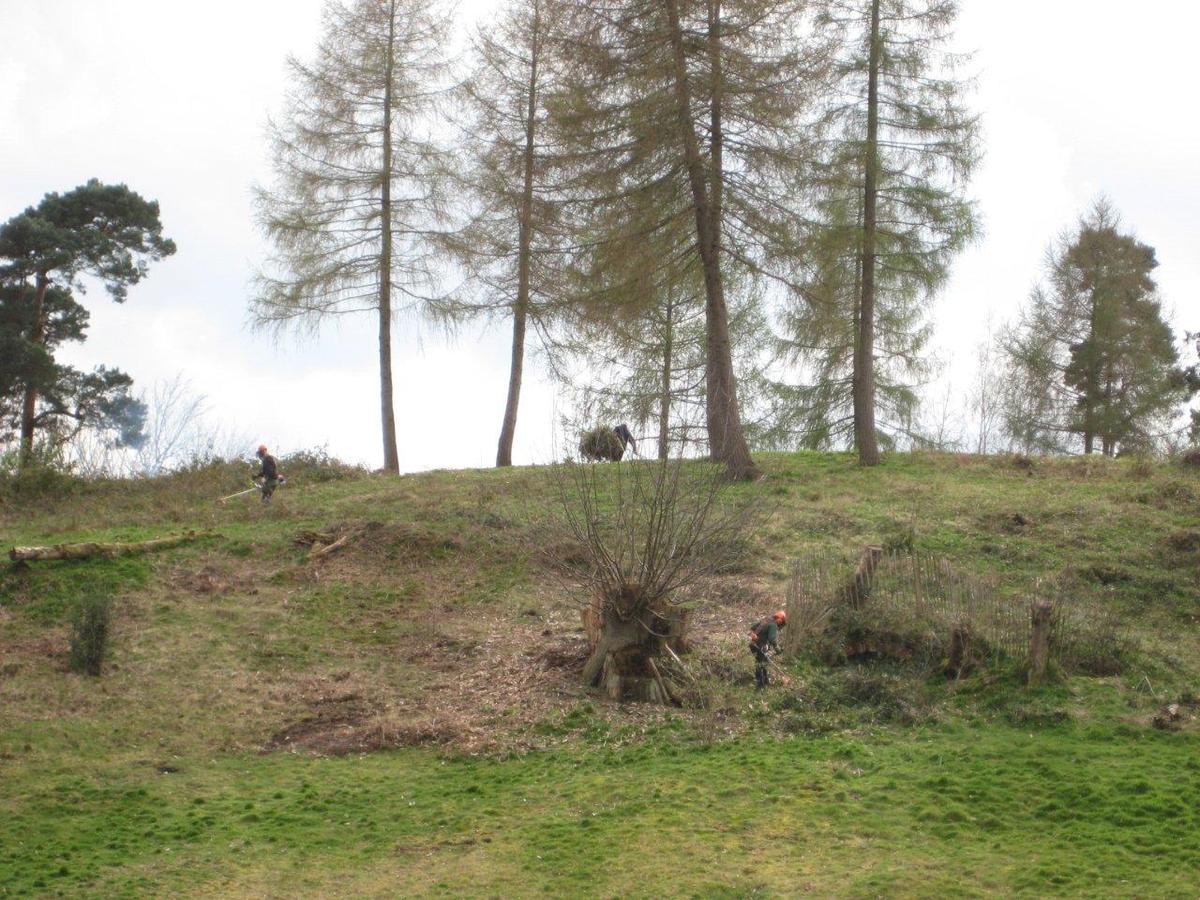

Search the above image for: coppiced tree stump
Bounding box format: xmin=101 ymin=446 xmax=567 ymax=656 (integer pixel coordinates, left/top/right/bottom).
xmin=579 ymin=582 xmax=686 ymax=705
xmin=548 ymin=456 xmax=761 ymax=706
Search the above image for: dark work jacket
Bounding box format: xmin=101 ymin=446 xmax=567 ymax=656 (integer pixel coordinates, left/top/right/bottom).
xmin=256 ymin=454 xmax=279 ymax=481
xmin=750 ymin=619 xmax=779 ymax=653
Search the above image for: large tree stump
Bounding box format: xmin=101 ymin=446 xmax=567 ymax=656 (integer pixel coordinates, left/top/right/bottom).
xmin=579 ymin=581 xmax=685 ymax=705
xmin=1027 ymin=600 xmax=1054 ymax=685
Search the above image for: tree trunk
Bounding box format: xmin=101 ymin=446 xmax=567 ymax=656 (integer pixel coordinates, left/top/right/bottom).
xmin=497 ymin=301 xmax=528 ymax=468
xmin=378 ymin=4 xmax=401 ymax=474
xmin=497 ymin=3 xmax=541 ymax=469
xmin=10 ymin=531 xmax=203 ymax=562
xmin=18 ymin=273 xmax=50 ymax=470
xmin=580 ymin=585 xmax=687 ymax=704
xmin=947 ymin=622 xmax=976 ymax=678
xmin=838 ymin=544 xmax=884 ymax=609
xmin=1101 ymin=372 xmax=1114 ymax=456
xmin=664 ymin=0 xmax=758 ymax=481
xmin=853 ymin=0 xmax=882 ymax=467
xmin=658 ymin=297 xmax=674 ymax=460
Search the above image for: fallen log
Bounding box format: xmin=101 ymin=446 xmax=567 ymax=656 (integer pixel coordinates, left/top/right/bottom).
xmin=9 ymin=531 xmax=204 ymax=562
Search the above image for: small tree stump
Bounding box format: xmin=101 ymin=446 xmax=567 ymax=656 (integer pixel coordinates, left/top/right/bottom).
xmin=1027 ymin=600 xmax=1054 ymax=685
xmin=947 ymin=622 xmax=976 ymax=678
xmin=838 ymin=545 xmax=884 ymax=609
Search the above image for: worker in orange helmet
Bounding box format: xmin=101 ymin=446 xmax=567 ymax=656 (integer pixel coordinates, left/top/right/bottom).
xmin=253 ymin=444 xmax=282 ymax=504
xmin=749 ymin=610 xmax=787 ymax=689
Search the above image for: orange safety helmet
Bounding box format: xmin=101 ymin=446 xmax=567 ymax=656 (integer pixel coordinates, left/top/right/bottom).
xmin=773 ymin=610 xmax=787 ymax=627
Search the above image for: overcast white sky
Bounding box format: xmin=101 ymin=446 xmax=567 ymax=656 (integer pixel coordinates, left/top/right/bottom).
xmin=2 ymin=0 xmax=1197 ymax=470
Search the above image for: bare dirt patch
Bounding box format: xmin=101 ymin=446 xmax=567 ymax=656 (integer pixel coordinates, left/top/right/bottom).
xmin=256 ymin=568 xmax=776 ymax=757
xmin=262 ymin=690 xmax=378 ymax=755
xmin=166 ymin=561 xmax=259 ymax=597
xmin=0 ymin=630 xmax=67 ymax=662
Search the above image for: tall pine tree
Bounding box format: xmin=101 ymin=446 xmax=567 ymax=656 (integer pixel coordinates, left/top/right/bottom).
xmin=1003 ymin=201 xmax=1191 ymax=456
xmin=0 ymin=181 xmax=174 ymax=467
xmin=773 ymin=0 xmax=978 ymax=462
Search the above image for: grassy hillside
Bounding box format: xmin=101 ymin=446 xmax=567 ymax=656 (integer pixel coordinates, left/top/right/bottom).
xmin=2 ymin=451 xmax=1198 ymax=897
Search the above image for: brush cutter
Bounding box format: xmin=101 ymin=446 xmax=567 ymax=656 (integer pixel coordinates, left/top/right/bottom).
xmin=757 ymin=648 xmax=793 ymax=688
xmin=217 ymin=477 xmax=287 ymax=505
xmin=217 ymin=484 xmax=261 ymax=504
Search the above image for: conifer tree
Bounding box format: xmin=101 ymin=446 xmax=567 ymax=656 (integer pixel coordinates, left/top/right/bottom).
xmin=451 ymin=0 xmax=568 ymax=467
xmin=252 ymin=0 xmax=452 ymax=473
xmin=1003 ymin=201 xmax=1191 ymax=455
xmin=0 ymin=180 xmax=175 ymax=467
xmin=560 ymin=280 xmax=771 ymax=460
xmin=773 ymin=0 xmax=977 ymax=462
xmin=549 ymin=0 xmax=822 ymax=480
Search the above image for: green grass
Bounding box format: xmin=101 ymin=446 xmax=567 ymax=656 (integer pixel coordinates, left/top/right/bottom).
xmin=2 ymin=450 xmax=1199 ymax=896
xmin=3 ymin=722 xmax=1198 ymax=897
xmin=1 ymin=556 xmax=151 ymax=626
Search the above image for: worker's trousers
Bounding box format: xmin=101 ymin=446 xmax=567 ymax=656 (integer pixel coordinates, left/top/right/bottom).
xmin=753 ymin=648 xmax=770 ymax=688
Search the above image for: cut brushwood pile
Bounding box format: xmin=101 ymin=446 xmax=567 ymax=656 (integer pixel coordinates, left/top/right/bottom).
xmin=293 ymin=525 xmax=368 ymax=562
xmin=8 ymin=530 xmax=206 ymax=563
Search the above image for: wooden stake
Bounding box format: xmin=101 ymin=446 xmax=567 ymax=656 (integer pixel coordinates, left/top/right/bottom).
xmin=1028 ymin=600 xmax=1053 ymax=685
xmin=839 ymin=545 xmax=884 ymax=609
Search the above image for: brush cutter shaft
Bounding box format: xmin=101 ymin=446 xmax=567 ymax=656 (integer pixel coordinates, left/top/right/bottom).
xmin=218 ymin=486 xmax=261 ymax=503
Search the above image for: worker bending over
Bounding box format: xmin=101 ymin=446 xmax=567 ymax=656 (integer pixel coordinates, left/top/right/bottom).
xmin=253 ymin=444 xmax=281 ymax=504
xmin=749 ymin=610 xmax=787 ymax=689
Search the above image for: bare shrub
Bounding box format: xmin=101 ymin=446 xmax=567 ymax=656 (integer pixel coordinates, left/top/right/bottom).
xmin=1047 ymin=586 xmax=1134 ymax=676
xmin=1127 ymin=454 xmax=1155 ymax=480
xmin=279 ymin=447 xmax=368 ymax=483
xmin=546 ymin=457 xmax=762 ymax=703
xmin=69 ymin=595 xmax=111 ymax=677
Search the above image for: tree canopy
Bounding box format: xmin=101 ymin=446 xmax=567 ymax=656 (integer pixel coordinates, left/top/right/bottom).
xmin=1003 ymin=201 xmax=1191 ymax=456
xmin=0 ymin=180 xmax=175 ymax=465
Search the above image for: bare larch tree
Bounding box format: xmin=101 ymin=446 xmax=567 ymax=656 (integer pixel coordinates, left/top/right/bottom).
xmin=252 ymin=0 xmax=453 ymax=473
xmin=450 ymin=0 xmax=573 ymax=467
